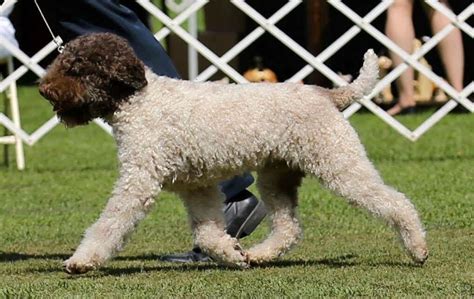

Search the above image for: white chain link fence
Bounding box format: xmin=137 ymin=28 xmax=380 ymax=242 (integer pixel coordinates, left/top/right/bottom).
xmin=0 ymin=0 xmax=472 ymax=156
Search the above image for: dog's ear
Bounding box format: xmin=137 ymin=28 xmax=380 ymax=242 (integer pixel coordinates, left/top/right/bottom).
xmin=110 ymin=54 xmax=148 ymax=91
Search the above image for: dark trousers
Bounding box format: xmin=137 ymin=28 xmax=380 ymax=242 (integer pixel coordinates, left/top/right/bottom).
xmin=41 ymin=0 xmax=254 ymax=199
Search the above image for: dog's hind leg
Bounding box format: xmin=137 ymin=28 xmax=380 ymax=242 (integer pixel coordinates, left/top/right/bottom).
xmin=64 ymin=170 xmax=160 ymax=274
xmin=304 ymin=132 xmax=428 ymax=264
xmin=179 ymin=186 xmax=248 ymax=268
xmin=246 ymin=165 xmax=303 ymax=264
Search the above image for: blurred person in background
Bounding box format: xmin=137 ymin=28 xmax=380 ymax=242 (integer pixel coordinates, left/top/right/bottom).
xmin=0 ymin=1 xmax=18 ymax=58
xmin=385 ymin=0 xmax=464 ymax=115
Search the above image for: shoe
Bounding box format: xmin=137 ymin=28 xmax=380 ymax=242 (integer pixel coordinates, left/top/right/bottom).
xmin=159 ymin=247 xmax=213 ymax=263
xmin=160 ymin=190 xmax=267 ymax=263
xmin=224 ymin=190 xmax=267 ymax=239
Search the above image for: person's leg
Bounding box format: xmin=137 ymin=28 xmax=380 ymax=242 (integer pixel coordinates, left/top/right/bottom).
xmin=385 ymin=0 xmax=417 ymax=116
xmin=425 ymin=0 xmax=464 ymax=92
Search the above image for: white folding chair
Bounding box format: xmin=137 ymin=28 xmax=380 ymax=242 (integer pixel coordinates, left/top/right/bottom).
xmin=0 ymin=56 xmax=25 ymax=170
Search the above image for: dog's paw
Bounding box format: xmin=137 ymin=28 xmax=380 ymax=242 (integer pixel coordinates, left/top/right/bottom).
xmin=63 ymin=258 xmax=97 ymax=274
xmin=402 ymin=233 xmax=429 ymax=265
xmin=246 ymin=250 xmax=265 ymax=265
xmin=227 ymin=243 xmax=250 ymax=269
xmin=219 ymin=251 xmax=249 ymax=269
xmin=204 ymin=238 xmax=249 ymax=269
xmin=221 ymin=245 xmax=250 ymax=269
xmin=246 ymin=246 xmax=281 ymax=265
xmin=410 ymin=246 xmax=429 ymax=265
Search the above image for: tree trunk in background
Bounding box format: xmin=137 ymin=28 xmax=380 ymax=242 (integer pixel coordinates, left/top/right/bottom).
xmin=307 ymin=0 xmax=328 ymax=85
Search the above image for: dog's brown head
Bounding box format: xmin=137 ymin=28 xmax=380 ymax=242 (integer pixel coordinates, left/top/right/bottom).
xmin=39 ymin=33 xmax=147 ymax=127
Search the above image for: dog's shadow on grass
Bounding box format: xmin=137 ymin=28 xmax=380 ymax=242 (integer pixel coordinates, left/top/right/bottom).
xmin=0 ymin=251 xmax=420 ymax=277
xmin=0 ymin=251 xmax=69 ymax=262
xmin=97 ymin=253 xmax=421 ymax=277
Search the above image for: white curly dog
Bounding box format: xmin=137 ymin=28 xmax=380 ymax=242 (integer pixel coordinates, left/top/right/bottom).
xmin=38 ymin=33 xmax=428 ymax=274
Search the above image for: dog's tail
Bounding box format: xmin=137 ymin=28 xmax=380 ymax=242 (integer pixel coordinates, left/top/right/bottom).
xmin=330 ymin=49 xmax=379 ymax=110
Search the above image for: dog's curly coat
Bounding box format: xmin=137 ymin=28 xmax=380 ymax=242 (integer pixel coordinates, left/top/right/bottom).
xmin=39 ymin=33 xmax=428 ymax=274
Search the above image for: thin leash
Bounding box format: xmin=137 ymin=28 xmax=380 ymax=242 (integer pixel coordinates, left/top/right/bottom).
xmin=33 ymin=0 xmax=64 ymax=53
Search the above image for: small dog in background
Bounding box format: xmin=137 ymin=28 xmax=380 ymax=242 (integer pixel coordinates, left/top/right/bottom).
xmin=39 ymin=33 xmax=428 ymax=274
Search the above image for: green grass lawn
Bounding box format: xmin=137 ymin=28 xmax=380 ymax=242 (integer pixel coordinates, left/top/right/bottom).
xmin=0 ymin=86 xmax=473 ymax=297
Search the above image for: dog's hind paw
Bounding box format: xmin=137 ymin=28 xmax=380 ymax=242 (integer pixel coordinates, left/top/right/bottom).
xmin=410 ymin=246 xmax=429 ymax=265
xmin=63 ymin=258 xmax=97 ymax=274
xmin=246 ymin=246 xmax=282 ymax=265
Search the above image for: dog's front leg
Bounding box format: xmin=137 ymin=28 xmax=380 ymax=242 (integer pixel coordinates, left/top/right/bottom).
xmin=64 ymin=170 xmax=160 ymax=274
xmin=179 ymin=186 xmax=249 ymax=268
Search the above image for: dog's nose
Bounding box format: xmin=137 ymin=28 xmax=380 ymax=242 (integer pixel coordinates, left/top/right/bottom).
xmin=38 ymin=84 xmax=48 ymax=97
xmin=38 ymin=83 xmax=53 ymax=100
